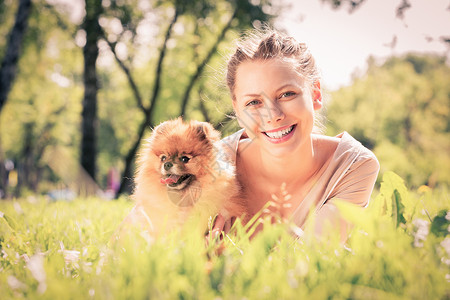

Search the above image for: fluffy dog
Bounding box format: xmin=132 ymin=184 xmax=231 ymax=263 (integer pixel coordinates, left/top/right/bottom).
xmin=119 ymin=118 xmax=245 ymax=240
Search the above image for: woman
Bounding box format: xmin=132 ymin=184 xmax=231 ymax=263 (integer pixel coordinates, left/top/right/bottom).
xmin=213 ymin=29 xmax=380 ymax=240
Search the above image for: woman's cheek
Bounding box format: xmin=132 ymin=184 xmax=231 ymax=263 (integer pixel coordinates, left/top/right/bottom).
xmin=236 ymin=110 xmax=259 ymax=138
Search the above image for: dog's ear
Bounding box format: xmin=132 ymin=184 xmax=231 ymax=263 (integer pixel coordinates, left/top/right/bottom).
xmin=153 ymin=118 xmax=182 ymax=136
xmin=194 ymin=122 xmax=221 ymax=143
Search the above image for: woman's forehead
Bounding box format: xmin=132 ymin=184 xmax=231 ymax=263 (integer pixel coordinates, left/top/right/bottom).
xmin=234 ymin=59 xmax=306 ymax=97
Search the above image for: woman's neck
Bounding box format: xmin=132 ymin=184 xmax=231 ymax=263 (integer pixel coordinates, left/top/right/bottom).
xmin=249 ymin=137 xmax=320 ymax=188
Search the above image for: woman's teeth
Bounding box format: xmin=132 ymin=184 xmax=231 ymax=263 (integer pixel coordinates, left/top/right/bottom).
xmin=264 ymin=125 xmax=294 ymax=139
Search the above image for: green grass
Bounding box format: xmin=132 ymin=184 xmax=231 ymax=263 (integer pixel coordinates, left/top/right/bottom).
xmin=1 ymin=172 xmax=449 ymax=299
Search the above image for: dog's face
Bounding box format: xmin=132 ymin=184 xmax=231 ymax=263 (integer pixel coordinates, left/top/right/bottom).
xmin=146 ymin=118 xmax=220 ymax=191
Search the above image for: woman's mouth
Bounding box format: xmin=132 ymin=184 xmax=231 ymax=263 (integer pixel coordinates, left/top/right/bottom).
xmin=262 ymin=124 xmax=296 ymax=143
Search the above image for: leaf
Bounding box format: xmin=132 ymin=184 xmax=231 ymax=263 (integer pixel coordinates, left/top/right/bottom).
xmin=430 ymin=210 xmax=449 ymax=237
xmin=392 ymin=189 xmax=407 ymax=228
xmin=0 ymin=211 xmax=18 ymax=231
xmin=379 ymin=171 xmax=408 ymax=199
xmin=376 ymin=171 xmax=408 ymax=227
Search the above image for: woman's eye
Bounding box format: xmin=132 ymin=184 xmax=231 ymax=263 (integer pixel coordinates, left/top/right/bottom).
xmin=246 ymin=99 xmax=261 ymax=106
xmin=160 ymin=155 xmax=166 ymax=162
xmin=180 ymin=156 xmax=190 ymax=163
xmin=280 ymin=91 xmax=296 ymax=98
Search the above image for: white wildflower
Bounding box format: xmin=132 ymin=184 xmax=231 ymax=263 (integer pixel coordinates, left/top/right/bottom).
xmin=295 ymin=260 xmax=309 ymax=277
xmin=287 ymin=269 xmax=298 ymax=288
xmin=7 ymin=275 xmax=26 ymax=290
xmin=21 ymin=253 xmax=30 ymax=263
xmin=62 ymin=250 xmax=81 ymax=264
xmin=412 ymin=218 xmax=429 ymax=247
xmin=440 ymin=237 xmax=450 ymax=257
xmin=445 ymin=211 xmax=450 ymax=221
xmin=59 ymin=241 xmax=80 ymax=265
xmin=26 ymin=254 xmax=47 ymax=294
xmin=290 ymin=224 xmax=304 ymax=238
xmin=13 ymin=201 xmax=24 ymax=215
xmin=27 ymin=195 xmax=38 ymax=203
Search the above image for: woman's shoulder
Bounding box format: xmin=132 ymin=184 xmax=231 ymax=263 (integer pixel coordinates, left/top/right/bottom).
xmin=336 ymin=132 xmax=378 ymax=162
xmin=314 ymin=134 xmax=340 ymax=155
xmin=315 ymin=131 xmax=379 ymax=174
xmin=214 ymin=129 xmax=246 ymax=168
xmin=329 ymin=132 xmax=380 ymax=177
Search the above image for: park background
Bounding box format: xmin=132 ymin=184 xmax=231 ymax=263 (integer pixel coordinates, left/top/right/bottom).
xmin=0 ymin=0 xmax=449 ymax=199
xmin=0 ymin=1 xmax=449 ymax=299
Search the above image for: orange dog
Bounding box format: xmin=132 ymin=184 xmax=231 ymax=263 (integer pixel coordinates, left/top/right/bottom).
xmin=119 ymin=118 xmax=245 ymax=240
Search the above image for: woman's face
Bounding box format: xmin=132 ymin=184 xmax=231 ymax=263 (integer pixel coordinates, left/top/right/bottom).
xmin=232 ymin=58 xmax=322 ymax=157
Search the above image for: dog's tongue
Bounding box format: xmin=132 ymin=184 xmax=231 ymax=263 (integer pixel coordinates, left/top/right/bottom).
xmin=160 ymin=174 xmax=180 ymax=185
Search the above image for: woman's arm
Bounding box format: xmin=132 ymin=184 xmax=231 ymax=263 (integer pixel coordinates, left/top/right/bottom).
xmin=315 ymin=153 xmax=380 ymax=242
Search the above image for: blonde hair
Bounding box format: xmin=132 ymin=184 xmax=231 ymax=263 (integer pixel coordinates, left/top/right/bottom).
xmin=226 ymin=28 xmax=321 ymax=101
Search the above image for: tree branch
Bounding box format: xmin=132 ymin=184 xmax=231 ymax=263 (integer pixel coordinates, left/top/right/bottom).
xmin=115 ymin=7 xmax=180 ymax=197
xmin=146 ymin=7 xmax=180 ymax=122
xmin=179 ymin=8 xmax=237 ymax=117
xmin=104 ymin=39 xmax=146 ymax=112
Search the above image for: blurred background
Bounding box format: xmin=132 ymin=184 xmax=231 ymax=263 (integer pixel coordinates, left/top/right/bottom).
xmin=0 ymin=0 xmax=448 ymax=200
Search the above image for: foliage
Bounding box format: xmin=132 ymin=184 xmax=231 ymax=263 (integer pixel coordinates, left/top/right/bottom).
xmin=326 ymin=54 xmax=450 ymax=187
xmin=0 ymin=1 xmax=84 ymax=195
xmin=0 ymin=172 xmax=449 ymax=299
xmin=0 ymin=0 xmax=278 ymax=195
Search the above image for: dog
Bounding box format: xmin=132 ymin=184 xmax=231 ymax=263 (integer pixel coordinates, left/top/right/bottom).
xmin=117 ymin=118 xmax=246 ymax=241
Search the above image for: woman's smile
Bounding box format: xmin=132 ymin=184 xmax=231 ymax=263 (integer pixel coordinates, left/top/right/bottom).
xmin=262 ymin=124 xmax=297 ymax=143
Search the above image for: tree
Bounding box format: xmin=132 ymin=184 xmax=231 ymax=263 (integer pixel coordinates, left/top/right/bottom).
xmin=326 ymin=54 xmax=450 ymax=187
xmin=80 ymin=0 xmax=103 ymax=183
xmin=0 ymin=0 xmax=280 ymax=197
xmin=0 ymin=0 xmax=85 ymax=197
xmin=100 ymin=0 xmax=278 ymax=196
xmin=0 ymin=0 xmax=32 ymax=112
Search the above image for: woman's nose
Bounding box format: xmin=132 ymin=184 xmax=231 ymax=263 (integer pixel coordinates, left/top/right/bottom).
xmin=266 ymin=102 xmax=285 ymax=123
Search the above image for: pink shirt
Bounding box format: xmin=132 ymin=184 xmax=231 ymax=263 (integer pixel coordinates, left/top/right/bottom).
xmin=218 ymin=129 xmax=380 ymax=227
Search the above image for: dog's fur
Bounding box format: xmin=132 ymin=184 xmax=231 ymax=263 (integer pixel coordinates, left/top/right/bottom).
xmin=119 ymin=118 xmax=245 ymax=239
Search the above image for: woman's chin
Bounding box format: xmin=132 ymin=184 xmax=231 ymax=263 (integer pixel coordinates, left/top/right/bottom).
xmin=259 ymin=132 xmax=308 ymax=157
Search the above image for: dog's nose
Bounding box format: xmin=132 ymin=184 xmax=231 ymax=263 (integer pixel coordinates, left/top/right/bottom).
xmin=164 ymin=162 xmax=173 ymax=171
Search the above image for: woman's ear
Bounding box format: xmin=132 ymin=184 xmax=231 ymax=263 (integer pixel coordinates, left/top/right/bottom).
xmin=312 ymin=81 xmax=322 ymax=110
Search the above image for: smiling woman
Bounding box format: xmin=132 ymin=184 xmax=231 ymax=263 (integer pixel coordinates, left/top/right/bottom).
xmin=213 ymin=28 xmax=380 ymax=241
xmin=232 ymin=58 xmax=319 ymax=157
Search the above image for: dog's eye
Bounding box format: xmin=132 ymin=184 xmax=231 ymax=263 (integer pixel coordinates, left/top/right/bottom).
xmin=160 ymin=155 xmax=167 ymax=162
xmin=180 ymin=156 xmax=190 ymax=163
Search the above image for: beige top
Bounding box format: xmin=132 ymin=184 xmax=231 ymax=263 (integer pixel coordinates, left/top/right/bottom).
xmin=218 ymin=129 xmax=380 ymax=227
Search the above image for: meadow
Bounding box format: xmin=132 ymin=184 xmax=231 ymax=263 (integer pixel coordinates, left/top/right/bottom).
xmin=0 ymin=172 xmax=449 ymax=299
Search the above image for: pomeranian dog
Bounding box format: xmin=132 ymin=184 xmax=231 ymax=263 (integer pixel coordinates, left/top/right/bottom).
xmin=118 ymin=118 xmax=245 ymax=240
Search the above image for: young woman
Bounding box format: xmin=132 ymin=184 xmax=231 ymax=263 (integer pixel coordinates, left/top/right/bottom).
xmin=213 ymin=29 xmax=380 ymax=240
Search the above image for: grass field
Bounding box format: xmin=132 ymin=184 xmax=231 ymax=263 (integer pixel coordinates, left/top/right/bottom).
xmin=1 ymin=172 xmax=449 ymax=299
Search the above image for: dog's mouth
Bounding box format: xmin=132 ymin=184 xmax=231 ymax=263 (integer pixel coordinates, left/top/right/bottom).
xmin=160 ymin=173 xmax=194 ymax=190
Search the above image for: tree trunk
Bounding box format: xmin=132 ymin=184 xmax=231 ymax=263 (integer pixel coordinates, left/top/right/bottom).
xmin=115 ymin=8 xmax=180 ymax=197
xmin=80 ymin=0 xmax=102 ymax=183
xmin=0 ymin=0 xmax=32 ymax=113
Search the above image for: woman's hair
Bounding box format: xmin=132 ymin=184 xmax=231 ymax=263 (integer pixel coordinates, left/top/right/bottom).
xmin=226 ymin=28 xmax=321 ymax=101
xmin=226 ymin=28 xmax=326 ymax=133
